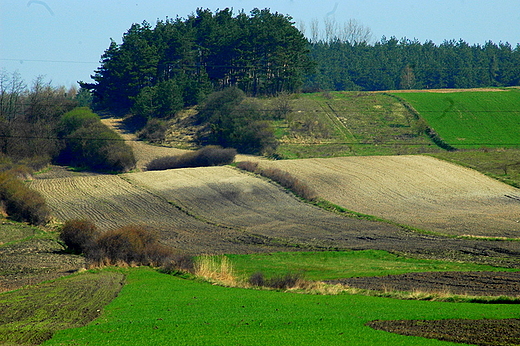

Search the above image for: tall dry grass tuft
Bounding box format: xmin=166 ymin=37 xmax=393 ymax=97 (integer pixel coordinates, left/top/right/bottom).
xmin=194 ymin=255 xmax=237 ymax=286
xmin=236 ymin=161 xmax=318 ymax=201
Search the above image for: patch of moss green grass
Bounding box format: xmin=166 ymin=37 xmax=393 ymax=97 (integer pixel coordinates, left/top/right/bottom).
xmin=0 ymin=219 xmax=46 ymax=245
xmin=274 ymin=92 xmax=438 ymax=159
xmin=225 ymin=250 xmax=515 ymax=282
xmin=392 ymin=89 xmax=520 ymax=149
xmin=0 ymin=270 xmax=124 ymax=345
xmin=45 ymin=267 xmax=520 ymax=346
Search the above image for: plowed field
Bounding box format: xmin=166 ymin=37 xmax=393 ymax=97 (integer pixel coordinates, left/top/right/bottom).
xmin=259 ymin=155 xmax=520 ymax=238
xmin=28 ymin=173 xmax=286 ymax=255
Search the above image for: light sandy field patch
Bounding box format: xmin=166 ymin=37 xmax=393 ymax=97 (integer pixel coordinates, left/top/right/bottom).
xmin=259 ymin=156 xmax=520 ymax=238
xmin=126 ymin=166 xmax=408 ymax=248
xmin=28 ymin=174 xmax=265 ymax=254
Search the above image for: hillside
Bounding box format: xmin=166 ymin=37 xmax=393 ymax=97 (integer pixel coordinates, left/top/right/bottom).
xmin=258 ymin=155 xmax=520 ymax=238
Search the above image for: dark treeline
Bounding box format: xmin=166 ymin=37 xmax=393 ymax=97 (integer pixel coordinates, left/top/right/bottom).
xmin=83 ymin=8 xmax=313 ymax=117
xmin=305 ymin=37 xmax=520 ymax=91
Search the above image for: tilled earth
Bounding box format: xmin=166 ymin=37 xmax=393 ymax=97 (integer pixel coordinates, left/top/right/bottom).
xmin=368 ymin=318 xmax=520 ymax=346
xmin=0 ymin=238 xmax=85 ymax=292
xmin=328 ymin=271 xmax=520 ymax=297
xmin=331 ymin=271 xmax=520 ymax=345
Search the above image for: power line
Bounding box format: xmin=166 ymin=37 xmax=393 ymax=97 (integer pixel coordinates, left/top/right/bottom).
xmin=0 ymin=134 xmax=519 ymax=147
xmin=0 ymin=58 xmax=97 ymax=64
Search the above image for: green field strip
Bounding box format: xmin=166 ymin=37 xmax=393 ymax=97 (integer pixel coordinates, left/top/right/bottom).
xmin=393 ymin=90 xmax=520 ymax=148
xmin=45 ymin=267 xmax=520 ymax=346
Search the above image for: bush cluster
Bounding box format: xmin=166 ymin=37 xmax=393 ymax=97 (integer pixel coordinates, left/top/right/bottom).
xmin=59 ymin=220 xmax=175 ymax=267
xmin=146 ymin=146 xmax=236 ymax=171
xmin=236 ymin=161 xmax=318 ymax=201
xmin=57 ymin=108 xmax=136 ymax=172
xmin=196 ymin=87 xmax=279 ymax=155
xmin=249 ymin=271 xmax=307 ymax=289
xmin=0 ymin=169 xmax=50 ymax=225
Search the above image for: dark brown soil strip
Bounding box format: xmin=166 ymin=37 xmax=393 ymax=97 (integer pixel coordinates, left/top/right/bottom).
xmin=327 ymin=271 xmax=520 ymax=297
xmin=368 ymin=318 xmax=520 ymax=346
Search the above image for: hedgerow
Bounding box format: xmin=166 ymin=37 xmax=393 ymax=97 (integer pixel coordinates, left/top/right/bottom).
xmin=0 ymin=170 xmax=50 ymax=225
xmin=59 ymin=220 xmax=176 ymax=268
xmin=236 ymin=161 xmax=318 ymax=201
xmin=146 ymin=146 xmax=236 ymax=171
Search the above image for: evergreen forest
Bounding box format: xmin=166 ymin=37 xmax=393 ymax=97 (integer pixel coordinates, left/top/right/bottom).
xmin=83 ymin=8 xmax=520 ymax=117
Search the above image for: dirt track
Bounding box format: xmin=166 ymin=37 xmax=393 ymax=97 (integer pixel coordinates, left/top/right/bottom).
xmin=260 ymin=156 xmax=520 ymax=238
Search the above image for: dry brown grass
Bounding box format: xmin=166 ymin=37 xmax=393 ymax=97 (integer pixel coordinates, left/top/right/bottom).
xmin=194 ymin=255 xmax=238 ymax=286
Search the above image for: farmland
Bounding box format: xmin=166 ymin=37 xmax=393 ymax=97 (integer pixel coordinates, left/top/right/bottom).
xmin=3 ymin=88 xmax=520 ymax=345
xmin=257 ymin=155 xmax=520 ymax=238
xmin=43 ymin=267 xmax=520 ymax=346
xmin=392 ymin=89 xmax=520 ymax=149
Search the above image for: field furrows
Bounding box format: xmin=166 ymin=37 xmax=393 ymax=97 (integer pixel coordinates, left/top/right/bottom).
xmin=28 ymin=174 xmax=265 ymax=254
xmin=259 ymin=155 xmax=520 ymax=237
xmin=125 ymin=167 xmax=422 ymax=249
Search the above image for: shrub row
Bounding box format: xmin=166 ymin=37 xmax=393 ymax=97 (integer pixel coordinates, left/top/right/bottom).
xmin=0 ymin=169 xmax=50 ymax=225
xmin=236 ymin=161 xmax=318 ymax=201
xmin=248 ymin=271 xmax=308 ymax=289
xmin=60 ymin=220 xmax=177 ymax=267
xmin=146 ymin=146 xmax=236 ymax=171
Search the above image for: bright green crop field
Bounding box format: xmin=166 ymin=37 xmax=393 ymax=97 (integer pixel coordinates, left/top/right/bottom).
xmin=39 ymin=250 xmax=520 ymax=346
xmin=225 ymin=250 xmax=510 ymax=281
xmin=43 ymin=267 xmax=520 ymax=346
xmin=393 ymin=89 xmax=520 ymax=148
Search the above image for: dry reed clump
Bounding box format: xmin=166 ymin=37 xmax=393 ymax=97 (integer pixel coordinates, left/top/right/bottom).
xmin=194 ymin=255 xmax=238 ymax=286
xmin=236 ymin=161 xmax=318 ymax=201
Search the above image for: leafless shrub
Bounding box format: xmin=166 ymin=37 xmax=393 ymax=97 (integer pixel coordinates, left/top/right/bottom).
xmin=249 ymin=271 xmax=309 ymax=289
xmin=60 ymin=219 xmax=100 ymax=255
xmin=235 ymin=161 xmax=259 ymax=173
xmin=0 ymin=171 xmax=50 ymax=225
xmin=94 ymin=226 xmax=173 ymax=267
xmin=259 ymin=167 xmax=318 ymax=201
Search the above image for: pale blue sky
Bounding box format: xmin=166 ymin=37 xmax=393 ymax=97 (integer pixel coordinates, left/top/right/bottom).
xmin=1 ymin=0 xmax=519 ymax=87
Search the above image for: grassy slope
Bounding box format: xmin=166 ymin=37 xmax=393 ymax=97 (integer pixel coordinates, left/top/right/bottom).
xmin=392 ymin=89 xmax=520 ymax=148
xmin=0 ymin=270 xmax=124 ymax=345
xmin=45 ymin=267 xmax=520 ymax=346
xmin=262 ymin=92 xmax=439 ymax=158
xmin=0 ymin=220 xmax=43 ymax=245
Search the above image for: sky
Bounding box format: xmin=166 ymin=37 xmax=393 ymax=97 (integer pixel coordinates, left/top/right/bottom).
xmin=1 ymin=0 xmax=520 ymax=88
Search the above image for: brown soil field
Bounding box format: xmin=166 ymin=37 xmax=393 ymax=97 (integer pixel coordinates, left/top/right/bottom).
xmin=329 ymin=271 xmax=520 ymax=297
xmin=259 ymin=155 xmax=520 ymax=238
xmin=369 ymin=318 xmax=520 ymax=346
xmin=29 ymin=165 xmax=520 ymax=266
xmin=28 ymin=172 xmax=289 ymax=255
xmin=0 ymin=238 xmax=84 ymax=292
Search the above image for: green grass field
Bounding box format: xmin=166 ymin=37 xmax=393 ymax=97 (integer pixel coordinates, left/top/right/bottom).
xmin=225 ymin=250 xmax=511 ymax=281
xmin=43 ymin=266 xmax=520 ymax=346
xmin=392 ymin=89 xmax=520 ymax=149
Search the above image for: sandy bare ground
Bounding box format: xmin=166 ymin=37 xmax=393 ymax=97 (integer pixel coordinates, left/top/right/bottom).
xmin=259 ymin=156 xmax=520 ymax=238
xmin=100 ymin=117 xmax=264 ymax=171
